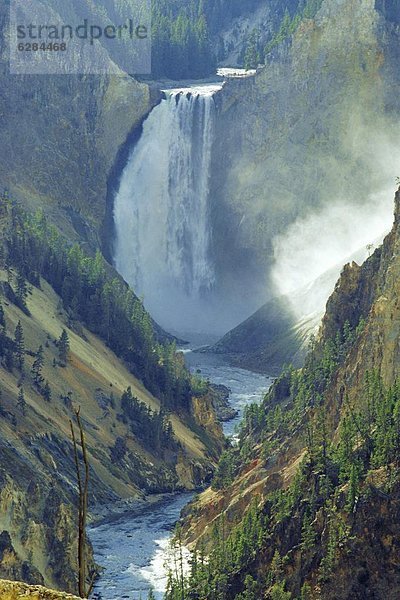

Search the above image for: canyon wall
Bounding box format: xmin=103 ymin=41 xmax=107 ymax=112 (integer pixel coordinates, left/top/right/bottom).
xmin=0 ymin=2 xmax=156 ymax=246
xmin=210 ymin=0 xmax=400 ymax=320
xmin=180 ymin=186 xmax=400 ymax=598
xmin=1 ymin=0 xmax=399 ymax=336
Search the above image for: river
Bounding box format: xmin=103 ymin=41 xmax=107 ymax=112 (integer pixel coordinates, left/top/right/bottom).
xmin=89 ymin=348 xmax=273 ymax=600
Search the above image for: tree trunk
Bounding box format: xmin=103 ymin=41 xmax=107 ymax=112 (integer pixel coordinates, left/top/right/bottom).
xmin=70 ymin=407 xmax=91 ymax=598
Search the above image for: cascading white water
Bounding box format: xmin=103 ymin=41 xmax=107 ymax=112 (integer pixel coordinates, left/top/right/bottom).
xmin=113 ymin=84 xmax=221 ymax=332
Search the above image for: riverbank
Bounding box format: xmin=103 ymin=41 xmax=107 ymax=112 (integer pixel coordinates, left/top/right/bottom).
xmin=89 ymin=492 xmax=195 ymax=600
xmin=89 ymin=492 xmax=185 ymax=528
xmin=89 ymin=349 xmax=272 ymax=599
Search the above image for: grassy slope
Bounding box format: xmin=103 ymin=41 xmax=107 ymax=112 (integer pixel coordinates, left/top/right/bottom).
xmin=0 ymin=269 xmax=210 ymax=499
xmin=0 ymin=260 xmax=224 ymax=590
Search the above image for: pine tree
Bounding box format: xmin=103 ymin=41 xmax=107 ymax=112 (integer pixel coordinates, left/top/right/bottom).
xmin=301 ymin=510 xmax=316 ymax=551
xmin=270 ymin=581 xmax=292 ymax=600
xmin=14 ymin=320 xmax=25 ymax=371
xmin=5 ymin=259 xmax=12 ymax=283
xmin=42 ymin=380 xmax=52 ymax=402
xmin=301 ymin=582 xmax=313 ymax=600
xmin=346 ymin=463 xmax=360 ymax=512
xmin=236 ymin=574 xmax=258 ymax=599
xmin=212 ymin=450 xmax=236 ymax=490
xmin=17 ymin=386 xmax=26 ymax=415
xmin=244 ymin=30 xmax=260 ymax=70
xmin=4 ymin=349 xmax=14 ymax=371
xmin=393 ymin=390 xmax=400 ymax=468
xmin=0 ymin=302 xmax=5 ymax=329
xmin=16 ymin=270 xmax=28 ymax=309
xmin=147 ymin=590 xmax=156 ymax=600
xmin=32 ymin=345 xmax=45 ymax=387
xmin=269 ymin=550 xmax=284 ymax=586
xmin=58 ymin=329 xmax=70 ymax=366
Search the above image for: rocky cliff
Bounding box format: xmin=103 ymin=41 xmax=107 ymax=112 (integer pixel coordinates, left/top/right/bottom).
xmin=0 ymin=69 xmax=155 ymax=247
xmin=178 ymin=187 xmax=400 ymax=599
xmin=0 ymin=2 xmax=156 ymax=250
xmin=208 ymin=0 xmax=400 ymax=321
xmin=206 ymin=0 xmax=300 ymax=66
xmin=0 ymin=579 xmax=79 ymax=599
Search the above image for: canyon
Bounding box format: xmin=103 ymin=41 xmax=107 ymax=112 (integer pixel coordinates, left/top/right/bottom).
xmin=0 ymin=0 xmax=399 ymax=597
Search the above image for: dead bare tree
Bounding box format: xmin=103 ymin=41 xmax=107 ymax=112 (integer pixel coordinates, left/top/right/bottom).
xmin=70 ymin=407 xmax=94 ymax=598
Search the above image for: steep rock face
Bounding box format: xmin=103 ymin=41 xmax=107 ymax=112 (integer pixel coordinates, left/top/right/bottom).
xmin=207 ymin=0 xmax=300 ymax=66
xmin=321 ymin=186 xmax=400 ymax=392
xmin=191 ymin=393 xmax=226 ymax=453
xmin=0 ymin=72 xmax=153 ymax=240
xmin=209 ymin=0 xmax=400 ymax=311
xmin=180 ymin=188 xmax=400 ymax=598
xmin=0 ymin=467 xmax=79 ymax=592
xmin=0 ymin=3 xmax=155 ymax=244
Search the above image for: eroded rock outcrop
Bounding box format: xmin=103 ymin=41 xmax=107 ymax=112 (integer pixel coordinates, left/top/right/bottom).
xmin=179 ymin=187 xmax=400 ymax=599
xmin=0 ymin=579 xmax=79 ymax=599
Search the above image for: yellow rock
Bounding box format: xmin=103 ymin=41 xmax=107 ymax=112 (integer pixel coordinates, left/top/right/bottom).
xmin=0 ymin=580 xmax=80 ymax=599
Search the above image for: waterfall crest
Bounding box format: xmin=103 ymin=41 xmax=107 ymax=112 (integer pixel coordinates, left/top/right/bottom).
xmin=113 ymin=85 xmax=220 ymax=332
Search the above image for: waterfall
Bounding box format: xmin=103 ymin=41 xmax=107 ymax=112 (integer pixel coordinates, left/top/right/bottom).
xmin=113 ymin=85 xmax=220 ymax=332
